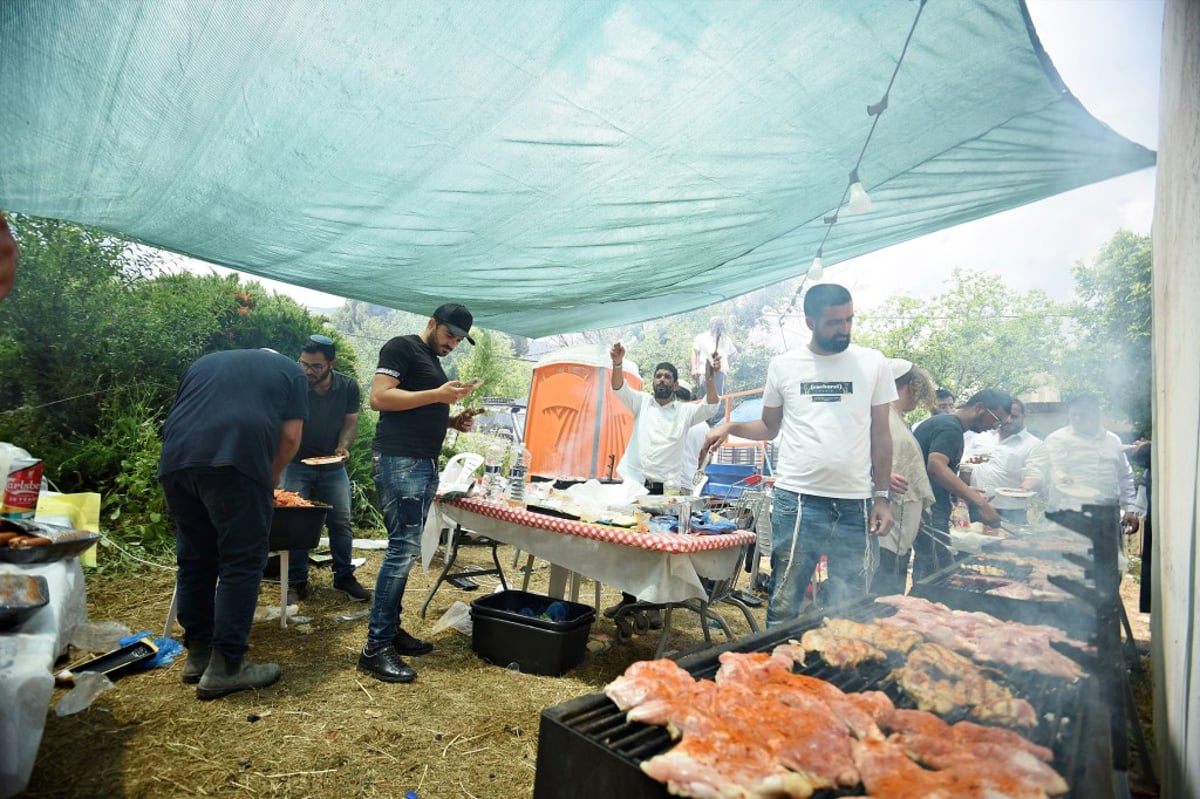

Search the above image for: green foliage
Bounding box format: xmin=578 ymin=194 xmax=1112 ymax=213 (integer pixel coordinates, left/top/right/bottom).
xmin=55 ymin=384 xmax=173 ymax=560
xmin=1063 ymin=230 xmax=1153 ymax=433
xmin=855 ymin=268 xmax=1069 ymax=401
xmin=455 ymin=328 xmax=533 ymax=401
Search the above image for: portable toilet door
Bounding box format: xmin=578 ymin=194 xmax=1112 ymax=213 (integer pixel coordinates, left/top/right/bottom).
xmin=524 ymin=344 xmax=641 ymax=482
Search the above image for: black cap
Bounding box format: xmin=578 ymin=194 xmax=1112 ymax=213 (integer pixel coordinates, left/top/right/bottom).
xmin=432 ymin=303 xmax=475 ymax=345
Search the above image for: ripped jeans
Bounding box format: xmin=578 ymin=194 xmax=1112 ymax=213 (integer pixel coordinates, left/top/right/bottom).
xmin=766 ymin=489 xmax=870 ymax=627
xmin=366 ymin=453 xmax=438 ymax=650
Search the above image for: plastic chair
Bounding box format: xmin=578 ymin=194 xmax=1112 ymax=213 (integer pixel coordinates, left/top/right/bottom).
xmin=419 ymin=523 xmax=509 ymax=618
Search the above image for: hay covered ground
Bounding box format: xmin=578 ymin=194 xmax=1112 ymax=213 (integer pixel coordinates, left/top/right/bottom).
xmin=25 ymin=541 xmax=765 ymax=799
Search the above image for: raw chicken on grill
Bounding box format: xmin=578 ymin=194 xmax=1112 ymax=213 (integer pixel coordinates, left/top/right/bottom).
xmin=874 ymin=595 xmax=1088 ymax=680
xmin=822 ymin=616 xmax=924 ymax=655
xmin=604 ymin=652 xmax=1069 ymax=799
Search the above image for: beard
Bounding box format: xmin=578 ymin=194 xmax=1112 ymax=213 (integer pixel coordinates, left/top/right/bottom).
xmin=653 ymin=383 xmax=675 ymax=399
xmin=814 ymin=332 xmax=851 ymax=354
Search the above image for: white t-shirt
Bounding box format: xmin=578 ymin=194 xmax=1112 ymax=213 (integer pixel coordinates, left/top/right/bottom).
xmin=615 ymin=383 xmax=718 ymax=485
xmin=691 ymin=330 xmax=738 ymax=377
xmin=763 ymin=344 xmax=896 ymax=498
xmin=968 ymin=428 xmax=1047 ymax=510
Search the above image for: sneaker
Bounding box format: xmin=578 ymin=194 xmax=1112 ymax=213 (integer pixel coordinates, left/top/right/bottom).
xmin=603 ymin=600 xmax=634 ymax=619
xmin=285 ymin=581 xmax=309 ymax=605
xmin=196 ymin=650 xmax=281 ymax=700
xmin=333 ymin=574 xmax=370 ymax=602
xmin=182 ymin=643 xmax=211 ymax=685
xmin=393 ymin=627 xmax=434 ymax=656
xmin=358 ymin=645 xmax=416 ymax=683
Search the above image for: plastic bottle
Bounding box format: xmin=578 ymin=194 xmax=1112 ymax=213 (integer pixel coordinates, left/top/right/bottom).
xmin=506 ymin=444 xmax=531 ymax=508
xmin=483 ymin=441 xmax=506 ymax=502
xmin=663 ymin=477 xmax=681 ymax=497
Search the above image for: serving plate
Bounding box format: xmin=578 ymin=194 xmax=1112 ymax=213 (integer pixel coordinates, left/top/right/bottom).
xmin=301 ymin=455 xmax=344 ymax=466
xmin=994 ymin=487 xmax=1036 ymax=499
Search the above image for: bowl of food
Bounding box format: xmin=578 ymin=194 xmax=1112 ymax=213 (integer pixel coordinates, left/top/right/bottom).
xmin=270 ymin=490 xmax=331 ymax=550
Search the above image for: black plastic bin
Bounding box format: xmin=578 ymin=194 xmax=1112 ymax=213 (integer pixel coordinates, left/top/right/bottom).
xmin=471 ymin=589 xmax=595 ymax=676
xmin=268 ymin=505 xmax=330 ymax=551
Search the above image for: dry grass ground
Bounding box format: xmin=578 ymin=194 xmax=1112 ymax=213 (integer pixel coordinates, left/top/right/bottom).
xmin=24 ymin=542 xmax=764 ymax=799
xmin=25 ymin=544 xmax=1157 ymax=799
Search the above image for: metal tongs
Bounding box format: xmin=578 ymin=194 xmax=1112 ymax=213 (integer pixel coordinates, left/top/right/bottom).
xmin=692 ymin=450 xmax=712 ymax=498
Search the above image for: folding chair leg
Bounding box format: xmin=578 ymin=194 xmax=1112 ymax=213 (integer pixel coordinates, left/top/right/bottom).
xmin=420 ymin=538 xmax=463 ymax=619
xmin=520 ymin=553 xmax=534 ymax=591
xmin=163 ymin=581 xmax=179 ymax=638
xmin=278 ymin=551 xmax=289 ymax=629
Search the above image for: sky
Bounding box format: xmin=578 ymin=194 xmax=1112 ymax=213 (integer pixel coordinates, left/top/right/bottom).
xmin=193 ymin=0 xmax=1165 ymax=319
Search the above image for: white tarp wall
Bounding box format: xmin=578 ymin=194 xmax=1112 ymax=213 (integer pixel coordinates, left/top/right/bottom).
xmin=1151 ymin=0 xmax=1200 ymax=794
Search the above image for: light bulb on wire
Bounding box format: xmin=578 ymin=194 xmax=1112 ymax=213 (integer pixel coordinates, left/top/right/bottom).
xmin=847 ymin=168 xmax=872 ymax=214
xmin=809 ymin=250 xmax=825 ymax=281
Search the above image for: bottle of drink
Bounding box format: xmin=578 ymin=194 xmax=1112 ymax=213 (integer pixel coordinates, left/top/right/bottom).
xmin=483 ymin=442 xmax=506 ymax=502
xmin=506 ymin=444 xmax=531 ymax=508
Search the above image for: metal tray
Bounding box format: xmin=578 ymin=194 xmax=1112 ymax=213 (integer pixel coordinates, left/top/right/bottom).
xmin=0 ymin=573 xmax=50 ymax=630
xmin=0 ymin=532 xmax=101 ymax=565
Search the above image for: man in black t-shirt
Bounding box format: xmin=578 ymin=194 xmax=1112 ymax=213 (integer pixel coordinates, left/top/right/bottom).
xmin=358 ymin=303 xmax=482 ymax=684
xmin=281 ymin=335 xmax=367 ymax=604
xmin=911 ymin=388 xmax=1010 ymax=583
xmin=159 ymin=349 xmax=307 ymax=699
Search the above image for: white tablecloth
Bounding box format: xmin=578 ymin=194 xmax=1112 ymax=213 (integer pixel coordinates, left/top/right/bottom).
xmin=0 ymin=558 xmax=87 ymax=798
xmin=423 ymin=498 xmax=754 ymax=604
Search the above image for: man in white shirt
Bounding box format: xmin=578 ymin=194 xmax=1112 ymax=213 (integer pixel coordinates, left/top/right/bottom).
xmin=964 ymin=399 xmax=1047 ymax=526
xmin=703 ymin=284 xmax=896 ymax=625
xmin=691 ymin=316 xmax=738 ymax=422
xmin=1043 ymin=394 xmax=1140 ymax=535
xmin=607 ymin=344 xmax=720 ymax=619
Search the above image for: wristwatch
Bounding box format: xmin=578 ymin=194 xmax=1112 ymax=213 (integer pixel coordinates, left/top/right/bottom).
xmin=872 ymin=490 xmax=890 ymax=500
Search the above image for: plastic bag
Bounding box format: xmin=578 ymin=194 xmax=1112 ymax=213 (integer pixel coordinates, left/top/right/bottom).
xmin=55 ymin=671 xmax=115 ymax=716
xmin=431 ymin=601 xmax=472 ymax=635
xmin=70 ymin=620 xmax=131 ymax=653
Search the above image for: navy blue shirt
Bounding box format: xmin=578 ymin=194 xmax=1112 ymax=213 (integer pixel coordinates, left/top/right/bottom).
xmin=159 ymin=350 xmax=309 ymax=487
xmin=372 ymin=334 xmax=450 ymax=458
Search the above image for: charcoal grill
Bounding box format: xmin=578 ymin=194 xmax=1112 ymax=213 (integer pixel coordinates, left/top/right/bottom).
xmin=910 ymin=556 xmax=1098 ymax=640
xmin=535 ymin=598 xmax=1111 ymax=798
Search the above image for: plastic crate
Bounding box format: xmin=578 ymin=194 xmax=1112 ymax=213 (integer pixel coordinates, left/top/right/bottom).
xmin=701 ymin=463 xmax=757 ymax=500
xmin=471 ymin=590 xmax=595 ymax=676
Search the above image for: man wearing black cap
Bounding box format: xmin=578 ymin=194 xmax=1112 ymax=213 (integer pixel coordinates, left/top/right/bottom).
xmin=358 ymin=303 xmax=482 ymax=683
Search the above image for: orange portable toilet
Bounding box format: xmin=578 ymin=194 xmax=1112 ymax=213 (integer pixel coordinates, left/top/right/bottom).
xmin=525 ymin=345 xmax=642 ymax=482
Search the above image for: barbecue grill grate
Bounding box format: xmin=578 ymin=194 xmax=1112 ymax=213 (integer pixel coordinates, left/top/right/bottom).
xmin=536 ymin=599 xmax=1103 ymax=798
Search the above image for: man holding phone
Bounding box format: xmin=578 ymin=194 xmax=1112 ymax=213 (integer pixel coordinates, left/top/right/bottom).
xmin=358 ymin=303 xmax=481 ymax=684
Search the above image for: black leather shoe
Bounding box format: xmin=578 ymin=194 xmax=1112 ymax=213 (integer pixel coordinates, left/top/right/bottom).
xmin=393 ymin=627 xmax=435 ymax=656
xmin=357 ymin=646 xmax=416 ymax=683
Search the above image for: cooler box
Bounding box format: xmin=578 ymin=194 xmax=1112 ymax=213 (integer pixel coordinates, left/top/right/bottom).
xmin=701 ymin=463 xmax=757 ymax=500
xmin=470 ymin=589 xmax=595 ymax=676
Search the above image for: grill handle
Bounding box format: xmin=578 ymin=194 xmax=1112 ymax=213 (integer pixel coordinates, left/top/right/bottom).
xmin=1061 ymin=552 xmax=1094 ymax=578
xmin=1047 ymin=573 xmax=1103 ymax=606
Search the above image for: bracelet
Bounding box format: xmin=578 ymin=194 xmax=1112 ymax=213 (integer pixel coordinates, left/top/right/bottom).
xmin=612 ymin=362 xmax=623 ymax=368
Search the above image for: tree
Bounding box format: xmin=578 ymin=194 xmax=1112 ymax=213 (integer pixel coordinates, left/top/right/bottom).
xmin=1063 ymin=230 xmax=1152 ymax=433
xmin=855 ymin=268 xmax=1070 ymax=402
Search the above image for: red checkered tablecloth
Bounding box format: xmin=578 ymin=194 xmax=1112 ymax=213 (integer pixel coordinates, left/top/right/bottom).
xmin=440 ymin=497 xmax=755 ymax=554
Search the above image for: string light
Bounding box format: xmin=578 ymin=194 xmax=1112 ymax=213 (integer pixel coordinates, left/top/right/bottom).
xmin=808 ymin=249 xmax=825 ymax=281
xmin=793 ymin=0 xmax=927 ymax=317
xmin=847 ymin=168 xmax=872 ymax=214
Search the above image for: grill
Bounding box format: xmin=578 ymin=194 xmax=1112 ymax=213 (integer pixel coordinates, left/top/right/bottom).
xmin=910 ymin=553 xmax=1098 ymax=640
xmin=535 ymin=598 xmax=1112 ymax=799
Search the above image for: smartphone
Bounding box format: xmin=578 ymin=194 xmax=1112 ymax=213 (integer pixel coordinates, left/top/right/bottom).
xmin=466 ymin=377 xmax=484 ymax=390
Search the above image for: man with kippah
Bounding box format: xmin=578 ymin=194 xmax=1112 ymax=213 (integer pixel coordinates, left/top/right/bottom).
xmin=357 ymin=304 xmax=482 ymax=683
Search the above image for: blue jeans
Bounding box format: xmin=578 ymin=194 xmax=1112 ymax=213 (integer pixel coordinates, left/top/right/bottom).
xmin=161 ymin=467 xmax=272 ymax=661
xmin=366 ymin=453 xmax=438 ymax=649
xmin=766 ymin=489 xmax=869 ymax=627
xmin=280 ymin=462 xmax=355 ymax=584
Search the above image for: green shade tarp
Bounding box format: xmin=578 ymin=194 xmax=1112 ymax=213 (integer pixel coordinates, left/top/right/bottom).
xmin=0 ymin=0 xmax=1154 ymax=336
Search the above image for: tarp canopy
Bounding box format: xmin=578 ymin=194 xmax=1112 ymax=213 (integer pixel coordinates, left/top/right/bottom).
xmin=0 ymin=0 xmax=1154 ymax=337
